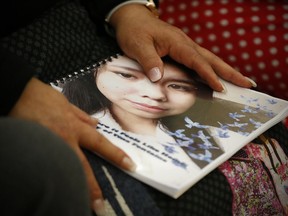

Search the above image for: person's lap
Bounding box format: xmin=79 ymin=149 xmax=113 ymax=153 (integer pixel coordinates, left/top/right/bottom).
xmin=0 ymin=118 xmax=91 ymax=216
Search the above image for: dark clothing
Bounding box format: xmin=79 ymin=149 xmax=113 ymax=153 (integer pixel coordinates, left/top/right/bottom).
xmin=0 ymin=0 xmax=125 ymax=38
xmin=0 ymin=118 xmax=91 ymax=216
xmin=0 ymin=1 xmax=126 ymax=215
xmin=0 ymin=0 xmax=126 ymax=115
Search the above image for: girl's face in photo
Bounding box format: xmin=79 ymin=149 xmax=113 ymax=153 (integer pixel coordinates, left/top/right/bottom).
xmin=96 ymin=56 xmax=197 ymax=120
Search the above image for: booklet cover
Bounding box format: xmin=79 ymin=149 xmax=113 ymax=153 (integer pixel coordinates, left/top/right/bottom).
xmin=51 ymin=54 xmax=288 ymax=198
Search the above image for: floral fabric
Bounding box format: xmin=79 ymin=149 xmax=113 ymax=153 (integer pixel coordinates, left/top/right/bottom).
xmin=219 ymin=135 xmax=288 ymax=215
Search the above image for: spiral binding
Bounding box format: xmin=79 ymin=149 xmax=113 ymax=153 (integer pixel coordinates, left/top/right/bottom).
xmin=50 ymin=53 xmax=122 ymax=87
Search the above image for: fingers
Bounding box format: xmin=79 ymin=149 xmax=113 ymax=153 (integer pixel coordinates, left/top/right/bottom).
xmin=197 ymin=46 xmax=255 ymax=88
xmin=10 ymin=78 xmax=132 ymax=214
xmin=71 ymin=104 xmax=98 ymax=127
xmin=123 ymin=36 xmax=164 ymax=82
xmin=71 ymin=119 xmax=136 ymax=215
xmin=78 ymin=124 xmax=136 ymax=172
xmin=71 ymin=104 xmax=136 ymax=171
xmin=118 ymin=23 xmax=224 ymax=90
xmin=116 ymin=13 xmax=256 ymax=91
xmin=132 ymin=35 xmax=225 ymax=91
xmin=134 ymin=35 xmax=255 ymax=91
xmin=77 ymin=124 xmax=136 ymax=214
xmin=134 ymin=51 xmax=163 ymax=83
xmin=169 ymin=41 xmax=225 ymax=91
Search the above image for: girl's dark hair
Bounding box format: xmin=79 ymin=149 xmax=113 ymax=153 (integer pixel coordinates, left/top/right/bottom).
xmin=62 ymin=72 xmax=110 ymax=114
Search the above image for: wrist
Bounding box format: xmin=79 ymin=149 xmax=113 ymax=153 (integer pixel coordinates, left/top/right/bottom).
xmin=105 ymin=0 xmax=158 ymax=36
xmin=106 ymin=0 xmax=158 ymax=23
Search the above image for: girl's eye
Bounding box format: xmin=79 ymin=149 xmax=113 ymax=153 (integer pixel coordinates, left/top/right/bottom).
xmin=169 ymin=84 xmax=197 ymax=92
xmin=115 ymin=72 xmax=136 ymax=79
xmin=169 ymin=84 xmax=183 ymax=90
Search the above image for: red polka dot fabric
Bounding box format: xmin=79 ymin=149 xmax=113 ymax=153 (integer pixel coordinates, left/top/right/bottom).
xmin=159 ymin=0 xmax=288 ymax=101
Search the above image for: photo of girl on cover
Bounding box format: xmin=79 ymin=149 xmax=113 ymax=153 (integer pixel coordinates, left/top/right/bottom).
xmin=61 ymin=54 xmax=275 ymax=169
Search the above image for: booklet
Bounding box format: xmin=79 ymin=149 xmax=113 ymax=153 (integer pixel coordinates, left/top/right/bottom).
xmin=51 ymin=54 xmax=288 ymax=199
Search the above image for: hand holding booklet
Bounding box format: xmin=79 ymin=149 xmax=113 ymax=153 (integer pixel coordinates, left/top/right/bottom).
xmin=51 ymin=54 xmax=288 ymax=199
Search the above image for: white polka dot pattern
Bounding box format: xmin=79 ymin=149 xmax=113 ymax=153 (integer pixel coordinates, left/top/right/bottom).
xmin=159 ymin=0 xmax=288 ymax=100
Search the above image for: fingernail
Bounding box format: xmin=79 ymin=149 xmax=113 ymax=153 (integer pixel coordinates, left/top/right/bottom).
xmin=219 ymin=80 xmax=227 ymax=93
xmin=93 ymin=199 xmax=106 ymax=216
xmin=122 ymin=157 xmax=137 ymax=172
xmin=245 ymin=77 xmax=257 ymax=88
xmin=148 ymin=67 xmax=161 ymax=82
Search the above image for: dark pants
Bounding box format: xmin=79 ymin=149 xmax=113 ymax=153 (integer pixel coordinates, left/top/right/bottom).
xmin=0 ymin=117 xmax=92 ymax=216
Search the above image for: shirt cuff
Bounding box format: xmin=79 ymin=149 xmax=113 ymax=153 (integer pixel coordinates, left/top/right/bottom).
xmin=104 ymin=0 xmax=158 ymax=37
